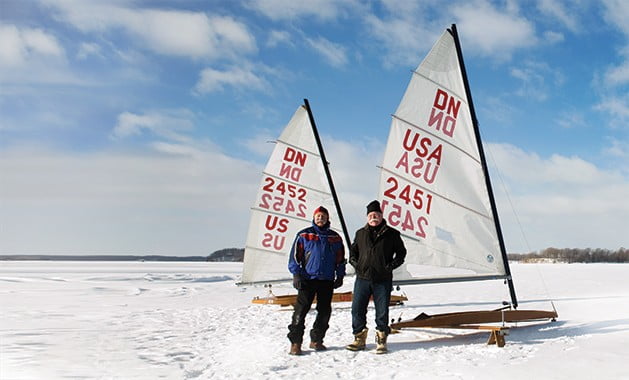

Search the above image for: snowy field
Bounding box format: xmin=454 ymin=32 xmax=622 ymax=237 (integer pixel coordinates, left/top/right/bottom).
xmin=1 ymin=261 xmax=628 ymax=380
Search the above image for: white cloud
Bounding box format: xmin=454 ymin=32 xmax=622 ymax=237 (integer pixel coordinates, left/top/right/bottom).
xmin=487 ymin=143 xmax=629 ymax=251
xmin=509 ymin=61 xmax=564 ymax=101
xmin=112 ymin=110 xmax=194 ymax=142
xmin=603 ymin=138 xmax=629 ymax=159
xmin=363 ymin=11 xmax=438 ymax=67
xmin=601 ymin=138 xmax=629 ymax=176
xmin=320 ymin=136 xmax=385 ymax=232
xmin=240 ymin=130 xmax=278 ymax=157
xmin=267 ymin=30 xmax=292 ymax=48
xmin=555 ymin=110 xmax=586 ymax=129
xmin=537 ymin=0 xmax=579 ymax=32
xmin=489 ymin=143 xmax=618 ymax=187
xmin=0 ymin=24 xmax=65 ymax=67
xmin=510 ymin=66 xmax=548 ymax=101
xmin=595 ymin=96 xmax=629 ymax=127
xmin=2 ymin=135 xmax=626 ymax=255
xmin=43 ymin=0 xmax=256 ymax=60
xmin=601 ymin=0 xmax=629 ymax=37
xmin=600 ymin=1 xmax=629 ymax=89
xmin=452 ymin=1 xmax=537 ymax=60
xmin=194 ymin=66 xmax=267 ymax=94
xmin=0 ymin=23 xmax=85 ymax=85
xmin=543 ymin=30 xmax=565 ymax=44
xmin=603 ymin=61 xmax=629 ymax=87
xmin=244 ymin=0 xmax=357 ymax=21
xmin=363 ymin=0 xmax=537 ymax=67
xmin=0 ymin=146 xmax=261 ymax=255
xmin=0 ymin=24 xmax=25 ymax=66
xmin=306 ymin=36 xmax=348 ymax=67
xmin=76 ymin=42 xmax=103 ymax=60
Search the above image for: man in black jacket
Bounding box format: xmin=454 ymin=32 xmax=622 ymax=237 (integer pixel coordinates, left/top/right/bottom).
xmin=346 ymin=200 xmax=406 ymax=354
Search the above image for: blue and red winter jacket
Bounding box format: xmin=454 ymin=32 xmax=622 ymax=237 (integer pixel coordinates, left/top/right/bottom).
xmin=288 ymin=221 xmax=346 ymax=281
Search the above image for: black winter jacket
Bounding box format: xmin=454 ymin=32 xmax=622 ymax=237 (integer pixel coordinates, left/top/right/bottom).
xmin=349 ymin=221 xmax=406 ymax=282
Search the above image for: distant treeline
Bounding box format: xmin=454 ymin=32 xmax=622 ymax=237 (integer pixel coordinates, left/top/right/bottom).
xmin=3 ymin=247 xmax=627 ymax=263
xmin=207 ymin=248 xmax=244 ymax=262
xmin=508 ymin=247 xmax=629 ymax=263
xmin=0 ymin=255 xmax=209 ymax=262
xmin=0 ymin=248 xmax=245 ymax=262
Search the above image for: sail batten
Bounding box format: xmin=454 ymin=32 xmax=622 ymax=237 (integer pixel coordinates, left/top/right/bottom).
xmin=378 ymin=166 xmax=493 ymax=221
xmin=274 ymin=140 xmax=320 ymax=157
xmin=256 ymin=172 xmax=333 ymax=198
xmin=410 ymin=70 xmax=469 ymax=107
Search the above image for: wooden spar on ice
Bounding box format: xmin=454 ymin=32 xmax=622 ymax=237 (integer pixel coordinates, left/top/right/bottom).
xmin=390 ymin=306 xmax=558 ymax=347
xmin=252 ymin=291 xmax=408 ymax=307
xmin=392 ymin=308 xmax=558 ymax=329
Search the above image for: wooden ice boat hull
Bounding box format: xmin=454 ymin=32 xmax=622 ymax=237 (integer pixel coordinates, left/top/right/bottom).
xmin=252 ymin=291 xmax=408 ymax=307
xmin=390 ymin=308 xmax=558 ymax=347
xmin=391 ymin=308 xmax=558 ymax=329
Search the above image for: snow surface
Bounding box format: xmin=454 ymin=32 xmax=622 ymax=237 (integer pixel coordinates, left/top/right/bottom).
xmin=1 ymin=261 xmax=628 ymax=379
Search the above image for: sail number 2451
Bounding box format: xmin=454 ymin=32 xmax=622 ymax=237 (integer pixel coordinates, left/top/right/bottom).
xmin=381 ymin=176 xmax=432 ymax=239
xmin=383 ymin=176 xmax=433 ymax=214
xmin=381 ymin=199 xmax=429 ymax=239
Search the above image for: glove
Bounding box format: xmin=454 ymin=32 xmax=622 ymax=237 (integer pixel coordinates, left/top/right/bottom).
xmin=333 ymin=277 xmax=343 ymax=289
xmin=292 ymin=274 xmax=301 ymax=290
xmin=349 ymin=257 xmax=357 ymax=268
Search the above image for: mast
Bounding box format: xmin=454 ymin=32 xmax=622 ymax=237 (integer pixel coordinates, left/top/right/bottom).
xmin=449 ymin=24 xmax=518 ymax=308
xmin=303 ymin=98 xmax=352 ymax=250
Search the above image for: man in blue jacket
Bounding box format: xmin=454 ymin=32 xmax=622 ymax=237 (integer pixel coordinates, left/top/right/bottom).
xmin=287 ymin=206 xmax=346 ymax=355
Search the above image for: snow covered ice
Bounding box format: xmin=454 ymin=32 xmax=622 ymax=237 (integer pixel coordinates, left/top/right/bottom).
xmin=1 ymin=261 xmax=628 ymax=379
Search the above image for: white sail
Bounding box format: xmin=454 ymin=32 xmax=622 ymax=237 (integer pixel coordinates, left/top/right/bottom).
xmin=379 ymin=27 xmax=509 ymax=284
xmin=241 ymin=104 xmax=347 ymax=284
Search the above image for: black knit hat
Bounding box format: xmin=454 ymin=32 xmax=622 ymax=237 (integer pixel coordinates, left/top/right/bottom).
xmin=366 ymin=200 xmax=382 ymax=214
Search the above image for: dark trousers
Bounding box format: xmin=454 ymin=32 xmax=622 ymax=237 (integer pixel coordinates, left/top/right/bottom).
xmin=351 ymin=277 xmax=392 ymax=334
xmin=287 ymin=279 xmax=334 ymax=344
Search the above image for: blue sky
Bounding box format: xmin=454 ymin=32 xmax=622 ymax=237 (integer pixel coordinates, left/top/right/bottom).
xmin=1 ymin=0 xmax=627 ymax=256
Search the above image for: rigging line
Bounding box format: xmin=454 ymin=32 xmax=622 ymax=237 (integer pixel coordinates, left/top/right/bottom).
xmin=486 ymin=146 xmax=531 ymax=252
xmin=485 ymin=143 xmax=556 ymax=304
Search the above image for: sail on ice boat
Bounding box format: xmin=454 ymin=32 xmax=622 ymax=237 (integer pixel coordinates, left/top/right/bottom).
xmin=240 ymin=99 xmax=407 ymax=306
xmin=379 ymin=24 xmax=556 ymax=343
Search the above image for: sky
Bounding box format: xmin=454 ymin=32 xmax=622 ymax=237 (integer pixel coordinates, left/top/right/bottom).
xmin=1 ymin=0 xmax=628 ymax=256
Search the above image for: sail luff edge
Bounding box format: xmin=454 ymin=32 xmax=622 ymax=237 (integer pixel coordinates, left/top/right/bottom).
xmin=302 ymin=99 xmax=353 ymax=254
xmin=450 ymin=24 xmax=518 ymax=308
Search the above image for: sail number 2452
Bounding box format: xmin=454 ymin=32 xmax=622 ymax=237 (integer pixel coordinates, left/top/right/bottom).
xmin=259 ymin=176 xmax=307 ymax=218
